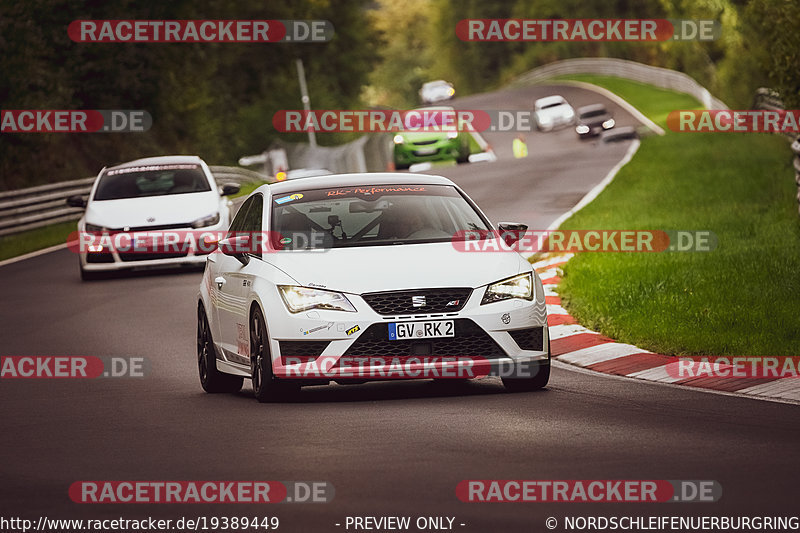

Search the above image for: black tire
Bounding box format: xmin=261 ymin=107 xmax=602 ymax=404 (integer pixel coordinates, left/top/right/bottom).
xmin=250 ymin=306 xmax=298 ymax=403
xmin=502 ymin=339 xmax=551 ymax=392
xmin=197 ymin=304 xmax=243 ymax=393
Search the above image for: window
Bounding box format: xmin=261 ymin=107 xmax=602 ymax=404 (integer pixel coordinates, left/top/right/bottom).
xmin=270 ymin=184 xmax=489 ymax=250
xmin=227 ymin=194 xmax=263 ymax=259
xmin=93 ymin=165 xmax=211 ymax=200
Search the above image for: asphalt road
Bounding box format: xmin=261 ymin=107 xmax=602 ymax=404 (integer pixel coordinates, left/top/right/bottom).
xmin=1 ymin=84 xmax=798 ymax=532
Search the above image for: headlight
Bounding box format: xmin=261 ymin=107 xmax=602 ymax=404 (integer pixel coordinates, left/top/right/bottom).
xmin=446 ymin=130 xmax=459 ymax=139
xmin=191 ymin=212 xmax=220 ymax=228
xmin=393 ymin=134 xmax=405 ymax=145
xmin=84 ymin=222 xmax=107 ymax=233
xmin=277 ymin=285 xmax=356 ymax=313
xmin=602 ymin=118 xmax=615 ymax=129
xmin=576 ymin=125 xmax=590 ymax=134
xmin=481 ymin=272 xmax=533 ymax=305
xmin=447 ymin=87 xmax=455 ymax=96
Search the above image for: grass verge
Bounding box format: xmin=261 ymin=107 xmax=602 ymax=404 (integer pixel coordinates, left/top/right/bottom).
xmin=0 ymin=220 xmax=77 ymax=263
xmin=544 ymin=75 xmax=800 ymax=356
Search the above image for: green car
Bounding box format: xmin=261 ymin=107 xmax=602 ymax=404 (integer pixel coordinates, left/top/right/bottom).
xmin=393 ymin=109 xmax=470 ymax=169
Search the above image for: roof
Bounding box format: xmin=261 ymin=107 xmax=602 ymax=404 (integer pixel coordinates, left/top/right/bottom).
xmin=262 ymin=172 xmax=456 ymax=195
xmin=535 ymin=95 xmax=567 ymax=107
xmin=422 ymin=80 xmax=451 ymax=87
xmin=577 ymin=103 xmax=608 ymax=115
xmin=106 ymin=155 xmax=205 ymax=171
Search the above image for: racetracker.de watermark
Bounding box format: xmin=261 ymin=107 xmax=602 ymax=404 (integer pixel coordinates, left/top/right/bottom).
xmin=1 ymin=110 xmax=151 ymax=133
xmin=457 ymin=480 xmax=721 ymax=502
xmin=67 ymin=231 xmax=332 ymax=255
xmin=273 ymin=109 xmax=488 ymax=133
xmin=68 ymin=20 xmax=333 ymax=43
xmin=666 ymin=356 xmax=800 ymax=379
xmin=276 ymin=356 xmax=547 ymax=380
xmin=668 ymin=110 xmax=800 ymax=133
xmin=456 ymin=19 xmax=720 ymax=42
xmin=452 ymin=230 xmax=717 ymax=253
xmin=0 ymin=356 xmax=146 ymax=378
xmin=69 ymin=481 xmax=333 ymax=503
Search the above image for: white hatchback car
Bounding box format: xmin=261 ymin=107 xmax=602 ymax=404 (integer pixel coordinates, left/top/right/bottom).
xmin=197 ymin=173 xmax=550 ymax=402
xmin=533 ymin=95 xmax=576 ymax=131
xmin=68 ymin=155 xmax=238 ymax=280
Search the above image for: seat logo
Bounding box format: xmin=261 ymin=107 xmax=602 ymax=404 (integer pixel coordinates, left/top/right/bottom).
xmin=411 ymin=296 xmax=426 ymax=307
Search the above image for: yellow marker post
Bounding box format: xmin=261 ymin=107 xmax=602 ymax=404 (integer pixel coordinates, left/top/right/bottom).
xmin=512 ymin=135 xmax=528 ymax=158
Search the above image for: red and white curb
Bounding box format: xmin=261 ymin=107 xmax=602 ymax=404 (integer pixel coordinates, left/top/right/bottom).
xmin=534 ymin=254 xmax=800 ymax=405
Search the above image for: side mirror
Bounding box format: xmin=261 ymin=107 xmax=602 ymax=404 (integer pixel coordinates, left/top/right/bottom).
xmin=220 ymin=184 xmax=240 ymax=196
xmin=219 ymin=234 xmax=251 ymax=265
xmin=498 ymin=222 xmax=528 ymax=246
xmin=66 ymin=195 xmax=87 ymax=208
xmin=201 ymin=233 xmax=220 ymax=251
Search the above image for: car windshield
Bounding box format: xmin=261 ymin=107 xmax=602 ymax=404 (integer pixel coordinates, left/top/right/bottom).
xmin=581 ymin=109 xmax=607 ymax=118
xmin=270 ymin=184 xmax=490 ymax=249
xmin=541 ymin=102 xmax=565 ymax=110
xmin=93 ymin=164 xmax=211 ymax=201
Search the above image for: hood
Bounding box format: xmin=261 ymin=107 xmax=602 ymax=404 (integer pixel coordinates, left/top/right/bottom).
xmin=265 ymin=241 xmax=529 ymax=294
xmin=400 ymin=130 xmax=455 ymax=143
xmin=85 ymin=191 xmax=220 ymax=229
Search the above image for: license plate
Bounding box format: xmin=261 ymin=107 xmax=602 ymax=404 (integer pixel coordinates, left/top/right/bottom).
xmin=388 ymin=320 xmax=454 ymax=341
xmin=414 ymin=148 xmax=437 ymax=155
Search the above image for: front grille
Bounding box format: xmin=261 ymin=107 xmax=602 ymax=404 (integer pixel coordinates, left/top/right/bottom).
xmin=279 ymin=340 xmax=330 ymax=358
xmin=508 ymin=327 xmax=544 ymax=351
xmin=412 ymin=139 xmax=437 ymax=146
xmin=86 ymin=252 xmax=114 ymax=263
xmin=343 ymin=319 xmax=505 ymax=359
xmin=118 ymin=251 xmax=189 ymax=262
xmin=362 ymin=288 xmax=471 ymax=315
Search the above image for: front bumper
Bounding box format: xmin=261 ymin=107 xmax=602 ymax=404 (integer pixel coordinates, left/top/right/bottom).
xmin=79 ymin=225 xmax=227 ymax=271
xmin=261 ymin=283 xmax=549 ymax=382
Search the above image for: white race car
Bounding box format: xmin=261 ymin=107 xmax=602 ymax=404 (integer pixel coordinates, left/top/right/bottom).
xmin=68 ymin=155 xmax=238 ymax=280
xmin=419 ymin=80 xmax=455 ymax=104
xmin=197 ymin=173 xmax=550 ymax=402
xmin=533 ymin=95 xmax=576 ymax=131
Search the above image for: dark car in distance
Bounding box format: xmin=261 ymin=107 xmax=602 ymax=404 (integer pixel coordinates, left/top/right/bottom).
xmin=575 ymin=104 xmax=615 ymax=139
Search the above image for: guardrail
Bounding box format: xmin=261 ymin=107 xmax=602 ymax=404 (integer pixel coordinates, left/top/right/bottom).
xmin=512 ymin=57 xmax=728 ymax=110
xmin=0 ymin=166 xmax=269 ymax=238
xmin=752 ymin=87 xmax=800 ymax=214
xmin=269 ymin=133 xmax=394 ymax=175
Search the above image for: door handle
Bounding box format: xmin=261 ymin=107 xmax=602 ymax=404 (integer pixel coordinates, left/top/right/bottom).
xmin=214 ymin=276 xmax=226 ymax=290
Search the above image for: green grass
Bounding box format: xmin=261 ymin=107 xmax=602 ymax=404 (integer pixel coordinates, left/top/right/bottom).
xmin=553 ymin=74 xmax=704 ymax=127
xmin=543 ymin=76 xmax=800 ymax=356
xmin=0 ymin=220 xmax=78 ymax=262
